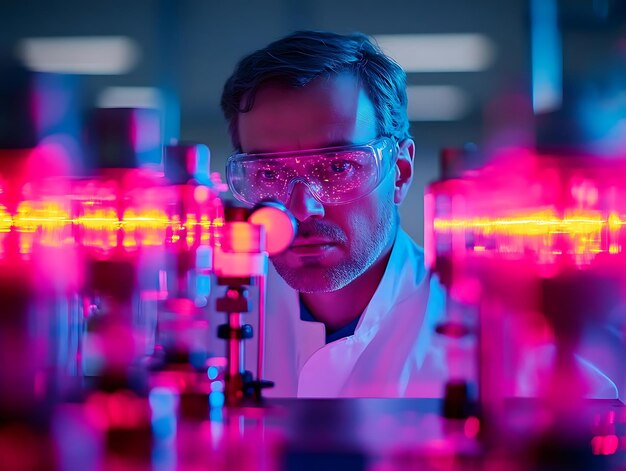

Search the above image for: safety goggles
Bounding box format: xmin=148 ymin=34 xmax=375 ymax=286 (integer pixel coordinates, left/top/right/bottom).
xmin=226 ymin=137 xmax=397 ymax=206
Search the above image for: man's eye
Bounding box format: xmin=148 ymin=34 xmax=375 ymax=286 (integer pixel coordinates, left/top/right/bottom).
xmin=330 ymin=160 xmax=354 ymax=174
xmin=256 ymin=169 xmax=279 ymax=181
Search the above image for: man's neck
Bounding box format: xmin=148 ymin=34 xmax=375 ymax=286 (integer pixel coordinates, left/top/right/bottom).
xmin=300 ymin=235 xmax=396 ymax=332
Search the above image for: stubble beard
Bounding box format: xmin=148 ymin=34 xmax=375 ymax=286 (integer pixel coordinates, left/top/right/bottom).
xmin=271 ymin=200 xmax=396 ymax=293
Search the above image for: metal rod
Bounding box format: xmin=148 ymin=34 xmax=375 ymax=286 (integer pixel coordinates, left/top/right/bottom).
xmin=256 ymin=274 xmax=266 ymax=381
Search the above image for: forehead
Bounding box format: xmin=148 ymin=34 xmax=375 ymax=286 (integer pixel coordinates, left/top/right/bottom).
xmin=238 ymin=73 xmax=377 ymax=153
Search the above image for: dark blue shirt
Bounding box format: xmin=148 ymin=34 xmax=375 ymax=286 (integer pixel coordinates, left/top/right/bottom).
xmin=299 ymin=297 xmax=361 ymax=344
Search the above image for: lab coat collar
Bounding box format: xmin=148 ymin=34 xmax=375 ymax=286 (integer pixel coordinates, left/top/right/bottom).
xmin=352 ymin=227 xmax=426 ymax=344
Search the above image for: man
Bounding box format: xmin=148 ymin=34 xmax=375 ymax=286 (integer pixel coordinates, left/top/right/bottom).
xmin=220 ymin=30 xmax=447 ymax=397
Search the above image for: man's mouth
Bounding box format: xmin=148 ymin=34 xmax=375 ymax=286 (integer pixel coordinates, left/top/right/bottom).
xmin=289 ymin=238 xmax=337 ymax=255
xmin=292 ymin=237 xmax=334 ymax=247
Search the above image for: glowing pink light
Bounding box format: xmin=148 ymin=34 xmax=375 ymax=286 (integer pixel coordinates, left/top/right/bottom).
xmin=592 ymin=434 xmax=619 ymax=455
xmin=428 ymin=148 xmax=626 ymax=273
xmin=186 ymin=146 xmax=196 ymax=175
xmin=463 ymin=416 xmax=480 ymax=439
xmin=194 ymin=186 xmax=210 ymax=204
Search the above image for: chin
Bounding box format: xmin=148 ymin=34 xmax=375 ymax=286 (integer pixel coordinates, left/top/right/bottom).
xmin=273 ymin=262 xmax=359 ymax=293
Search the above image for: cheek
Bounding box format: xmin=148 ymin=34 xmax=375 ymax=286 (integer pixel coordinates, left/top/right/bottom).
xmin=323 ymin=171 xmax=396 ymax=233
xmin=358 ymin=179 xmax=395 ymax=220
xmin=326 ymin=189 xmax=394 ymax=236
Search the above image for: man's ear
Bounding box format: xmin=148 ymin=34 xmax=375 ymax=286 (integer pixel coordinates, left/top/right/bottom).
xmin=394 ymin=139 xmax=415 ymax=205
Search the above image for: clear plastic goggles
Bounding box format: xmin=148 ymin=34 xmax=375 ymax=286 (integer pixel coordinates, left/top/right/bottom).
xmin=226 ymin=137 xmax=397 ymax=206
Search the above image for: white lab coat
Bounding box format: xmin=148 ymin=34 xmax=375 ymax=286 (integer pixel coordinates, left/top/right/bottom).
xmin=259 ymin=228 xmax=448 ymax=397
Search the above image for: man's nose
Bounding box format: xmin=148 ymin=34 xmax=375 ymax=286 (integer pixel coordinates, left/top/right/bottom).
xmin=285 ymin=180 xmax=325 ymax=222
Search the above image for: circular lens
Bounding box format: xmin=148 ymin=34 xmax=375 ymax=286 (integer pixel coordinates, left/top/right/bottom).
xmin=248 ymin=201 xmax=297 ymax=255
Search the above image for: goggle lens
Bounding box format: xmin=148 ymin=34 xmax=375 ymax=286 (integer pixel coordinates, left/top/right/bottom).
xmin=227 ymin=138 xmax=395 ymax=206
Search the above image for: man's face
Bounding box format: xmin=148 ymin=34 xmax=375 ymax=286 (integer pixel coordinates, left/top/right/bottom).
xmin=237 ymin=73 xmax=397 ymax=293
